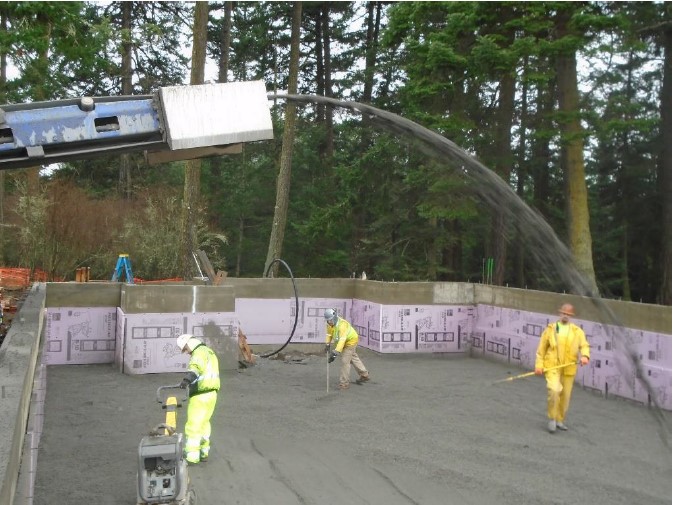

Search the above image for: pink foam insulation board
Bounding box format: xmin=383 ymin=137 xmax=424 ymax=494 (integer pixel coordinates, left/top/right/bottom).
xmin=43 ymin=307 xmax=117 ymax=365
xmin=114 ymin=311 xmax=240 ymax=375
xmin=378 ymin=304 xmax=473 ymax=354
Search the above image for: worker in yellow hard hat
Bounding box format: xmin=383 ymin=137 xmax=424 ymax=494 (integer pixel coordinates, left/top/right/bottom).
xmin=177 ymin=334 xmax=220 ymax=464
xmin=535 ymin=303 xmax=590 ymax=433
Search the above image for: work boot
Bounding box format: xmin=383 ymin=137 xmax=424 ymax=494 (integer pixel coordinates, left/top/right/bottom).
xmin=556 ymin=421 xmax=569 ymax=431
xmin=185 ymin=451 xmax=200 ymax=465
xmin=358 ymin=374 xmax=370 ymax=382
xmin=338 ymin=383 xmax=349 ymax=390
xmin=547 ymin=419 xmax=557 ymax=433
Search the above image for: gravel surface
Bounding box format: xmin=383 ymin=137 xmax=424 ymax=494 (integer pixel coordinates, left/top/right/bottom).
xmin=33 ymin=349 xmax=671 ymax=505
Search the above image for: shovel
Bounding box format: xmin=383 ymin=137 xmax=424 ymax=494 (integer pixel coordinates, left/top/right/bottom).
xmin=492 ymin=361 xmax=578 ymax=384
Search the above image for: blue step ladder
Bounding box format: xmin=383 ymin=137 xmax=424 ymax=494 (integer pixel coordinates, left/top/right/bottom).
xmin=111 ymin=254 xmax=134 ymax=283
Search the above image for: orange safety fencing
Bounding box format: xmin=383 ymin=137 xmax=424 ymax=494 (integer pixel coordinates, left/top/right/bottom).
xmin=0 ymin=267 xmax=64 ymax=289
xmin=134 ymin=277 xmax=184 ymax=284
xmin=0 ymin=267 xmax=185 ymax=288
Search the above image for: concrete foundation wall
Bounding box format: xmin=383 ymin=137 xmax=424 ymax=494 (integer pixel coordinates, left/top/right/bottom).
xmin=41 ymin=279 xmax=671 ymax=334
xmin=0 ymin=285 xmax=45 ymax=505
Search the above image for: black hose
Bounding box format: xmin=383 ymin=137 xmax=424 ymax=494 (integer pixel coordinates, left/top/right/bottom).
xmin=258 ymin=258 xmax=299 ymax=358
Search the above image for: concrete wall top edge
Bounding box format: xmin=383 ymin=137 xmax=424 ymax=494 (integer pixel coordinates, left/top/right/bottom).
xmin=222 ymin=277 xmax=356 ymax=298
xmin=45 ymin=282 xmax=122 ymax=307
xmin=354 ymin=280 xmax=436 ymax=305
xmin=473 ymin=285 xmax=670 ymax=334
xmin=120 ymin=284 xmax=236 ymax=313
xmin=44 ymin=279 xmax=670 ymax=334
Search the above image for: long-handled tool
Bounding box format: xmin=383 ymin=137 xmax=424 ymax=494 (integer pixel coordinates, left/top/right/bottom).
xmin=326 ymin=347 xmax=330 ymax=393
xmin=492 ymin=361 xmax=578 ymax=384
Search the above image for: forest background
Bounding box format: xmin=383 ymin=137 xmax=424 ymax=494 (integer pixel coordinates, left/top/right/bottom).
xmin=0 ymin=2 xmax=672 ymax=306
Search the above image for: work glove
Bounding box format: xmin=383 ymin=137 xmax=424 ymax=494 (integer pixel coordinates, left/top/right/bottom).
xmin=324 ymin=344 xmax=331 ymax=354
xmin=328 ymin=351 xmax=338 ymax=363
xmin=580 ymin=356 xmax=589 ymax=366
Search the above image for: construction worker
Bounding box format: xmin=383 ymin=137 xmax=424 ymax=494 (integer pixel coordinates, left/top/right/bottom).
xmin=534 ymin=303 xmax=590 ymax=433
xmin=324 ymin=308 xmax=370 ymax=390
xmin=177 ymin=334 xmax=220 ymax=464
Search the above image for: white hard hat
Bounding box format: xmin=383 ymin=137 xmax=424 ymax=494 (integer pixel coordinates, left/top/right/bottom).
xmin=323 ymin=308 xmax=338 ymax=325
xmin=177 ymin=334 xmax=193 ymax=350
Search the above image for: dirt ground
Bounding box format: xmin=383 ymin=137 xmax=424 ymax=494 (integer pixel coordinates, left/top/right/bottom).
xmin=32 ymin=348 xmax=671 ymax=505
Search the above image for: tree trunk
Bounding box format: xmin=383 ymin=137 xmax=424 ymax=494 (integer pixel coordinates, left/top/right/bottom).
xmin=0 ymin=4 xmax=5 ymax=87
xmin=180 ymin=1 xmax=208 ymax=280
xmin=555 ymin=10 xmax=599 ymax=295
xmin=208 ymin=1 xmax=233 ymax=229
xmin=657 ymin=7 xmax=671 ymax=305
xmin=362 ymin=2 xmax=381 ymax=104
xmin=314 ymin=11 xmax=325 ymax=123
xmin=492 ymin=71 xmax=515 ymax=286
xmin=531 ymin=76 xmax=555 ymax=224
xmin=118 ymin=0 xmax=134 ymax=200
xmin=263 ymin=1 xmax=302 ymax=277
xmin=24 ymin=12 xmax=52 ymax=199
xmin=189 ymin=2 xmax=208 ymax=83
xmin=492 ymin=11 xmax=515 ymax=287
xmin=218 ymin=1 xmax=232 ymax=83
xmin=235 ymin=215 xmax=244 ymax=277
xmin=427 ymin=216 xmax=437 ymax=280
xmin=618 ymin=56 xmax=634 ymax=301
xmin=621 ymin=222 xmax=631 ymax=300
xmin=515 ymin=55 xmax=530 ymax=288
xmin=0 ymin=6 xmax=7 ymax=264
xmin=352 ymin=1 xmax=382 ymax=275
xmin=322 ymin=5 xmax=333 ymax=160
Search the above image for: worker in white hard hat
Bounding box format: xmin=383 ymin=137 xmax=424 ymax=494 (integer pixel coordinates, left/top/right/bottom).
xmin=323 ymin=308 xmax=370 ymax=390
xmin=177 ymin=334 xmax=220 ymax=464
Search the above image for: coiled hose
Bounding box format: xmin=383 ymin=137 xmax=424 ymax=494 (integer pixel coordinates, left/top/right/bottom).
xmin=258 ymin=258 xmax=299 ymax=358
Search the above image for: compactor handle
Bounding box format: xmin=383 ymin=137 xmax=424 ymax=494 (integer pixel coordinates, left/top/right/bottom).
xmin=151 ymin=423 xmax=176 ymax=436
xmin=156 ymin=384 xmax=188 ymax=405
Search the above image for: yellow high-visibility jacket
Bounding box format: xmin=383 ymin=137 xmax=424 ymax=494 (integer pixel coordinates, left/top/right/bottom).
xmin=535 ymin=322 xmax=590 ymax=376
xmin=325 ymin=317 xmax=359 ymax=353
xmin=187 ymin=344 xmax=220 ymax=396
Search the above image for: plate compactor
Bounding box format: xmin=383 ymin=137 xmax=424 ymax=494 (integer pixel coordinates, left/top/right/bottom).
xmin=137 ymin=384 xmax=195 ymax=505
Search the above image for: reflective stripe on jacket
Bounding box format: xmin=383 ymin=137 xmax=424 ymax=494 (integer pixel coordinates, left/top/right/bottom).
xmin=325 ymin=317 xmax=359 ymax=353
xmin=535 ymin=322 xmax=590 ymax=376
xmin=188 ymin=344 xmax=220 ymax=396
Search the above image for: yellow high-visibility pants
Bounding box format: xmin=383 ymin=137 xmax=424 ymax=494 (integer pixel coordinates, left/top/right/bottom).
xmin=544 ymin=370 xmax=576 ymax=422
xmin=184 ymin=390 xmax=218 ymax=463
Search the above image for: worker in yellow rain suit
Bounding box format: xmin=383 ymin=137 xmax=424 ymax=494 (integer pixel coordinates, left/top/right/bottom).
xmin=535 ymin=303 xmax=590 ymax=433
xmin=177 ymin=334 xmax=220 ymax=463
xmin=324 ymin=309 xmax=370 ymax=390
